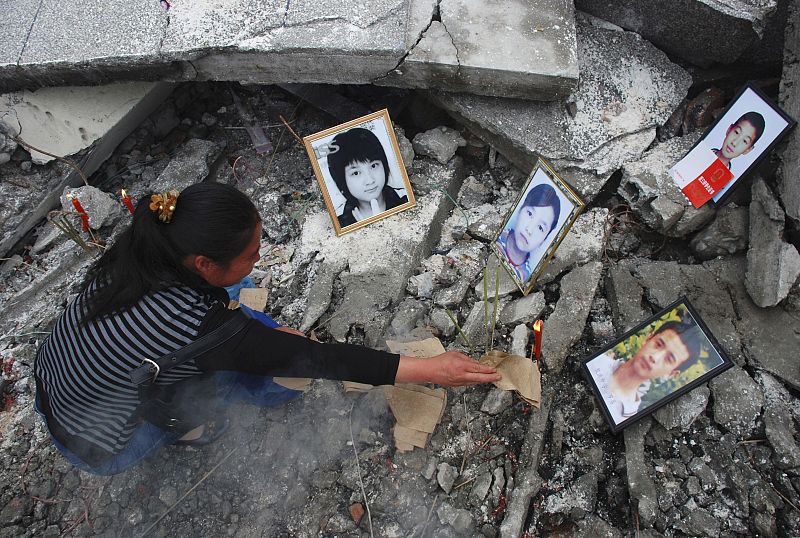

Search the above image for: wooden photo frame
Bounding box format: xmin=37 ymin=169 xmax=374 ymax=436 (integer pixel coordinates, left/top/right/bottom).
xmin=492 ymin=159 xmax=585 ymax=295
xmin=303 ymin=109 xmax=416 ymax=236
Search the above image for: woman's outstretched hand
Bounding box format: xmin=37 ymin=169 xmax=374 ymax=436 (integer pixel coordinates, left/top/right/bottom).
xmin=395 ymin=352 xmax=501 ymax=387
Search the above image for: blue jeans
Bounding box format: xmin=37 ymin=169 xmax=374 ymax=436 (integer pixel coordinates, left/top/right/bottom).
xmin=37 ymin=279 xmax=302 ymax=475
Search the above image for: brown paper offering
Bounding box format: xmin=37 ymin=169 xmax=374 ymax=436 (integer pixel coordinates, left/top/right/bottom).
xmin=479 ymin=350 xmax=541 ymax=408
xmin=382 ymin=338 xmax=449 ymax=452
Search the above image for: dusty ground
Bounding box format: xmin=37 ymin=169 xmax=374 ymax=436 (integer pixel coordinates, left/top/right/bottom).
xmin=0 ymin=79 xmax=799 ymax=538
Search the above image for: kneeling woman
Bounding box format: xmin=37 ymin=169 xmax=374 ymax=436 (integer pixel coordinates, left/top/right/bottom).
xmin=34 ymin=183 xmax=499 ymax=475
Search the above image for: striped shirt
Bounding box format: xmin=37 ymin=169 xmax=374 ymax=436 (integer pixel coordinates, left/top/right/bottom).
xmin=34 ymin=282 xmax=400 ymax=464
xmin=34 ymin=285 xmax=217 ymax=455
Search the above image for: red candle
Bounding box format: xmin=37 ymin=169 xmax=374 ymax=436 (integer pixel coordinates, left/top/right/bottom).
xmin=121 ymin=189 xmax=135 ymax=214
xmin=532 ymin=319 xmax=543 ymax=361
xmin=67 ymin=194 xmax=90 ymax=232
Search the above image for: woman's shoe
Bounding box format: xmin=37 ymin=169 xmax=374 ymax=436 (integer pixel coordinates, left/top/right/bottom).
xmin=173 ymin=417 xmax=230 ymax=446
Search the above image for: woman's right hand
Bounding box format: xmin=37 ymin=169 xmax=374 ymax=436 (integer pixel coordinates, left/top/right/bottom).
xmin=395 ymin=352 xmax=501 ymax=387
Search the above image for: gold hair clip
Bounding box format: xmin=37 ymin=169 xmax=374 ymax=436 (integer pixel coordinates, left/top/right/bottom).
xmin=149 ymin=190 xmax=179 ymax=223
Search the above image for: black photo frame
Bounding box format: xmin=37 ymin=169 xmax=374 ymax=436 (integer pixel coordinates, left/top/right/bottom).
xmin=676 ymin=83 xmax=796 ymax=207
xmin=581 ymin=297 xmax=733 ymax=433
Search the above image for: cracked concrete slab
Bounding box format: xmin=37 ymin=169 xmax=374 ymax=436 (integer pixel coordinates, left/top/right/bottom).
xmin=18 ymin=0 xmax=168 ymax=67
xmin=2 ymin=0 xmax=578 ymax=102
xmin=0 ymin=81 xmax=174 ymax=258
xmin=575 ymin=0 xmax=778 ymax=67
xmin=0 ymin=0 xmax=38 ymax=67
xmin=378 ymin=0 xmax=579 ymax=100
xmin=429 ymin=14 xmax=691 ymax=201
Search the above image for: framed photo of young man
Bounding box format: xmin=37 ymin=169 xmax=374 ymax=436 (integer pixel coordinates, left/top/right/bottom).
xmin=582 ymin=298 xmax=733 ymax=433
xmin=302 ymin=109 xmax=416 ymax=236
xmin=668 ymin=83 xmax=796 ymax=208
xmin=492 ymin=159 xmax=585 ymax=295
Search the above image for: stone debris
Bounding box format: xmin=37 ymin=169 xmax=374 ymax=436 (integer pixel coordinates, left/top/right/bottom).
xmin=619 ymin=132 xmax=715 ymax=237
xmin=379 ymin=0 xmax=579 ymax=100
xmin=60 ymin=185 xmax=123 ymax=230
xmin=2 ymin=13 xmax=800 ymax=535
xmin=745 ymin=178 xmax=800 ymax=307
xmin=690 ymin=205 xmax=749 ymax=260
xmin=536 ymin=207 xmax=609 ymax=284
xmin=430 ymin=15 xmax=691 ymax=201
xmin=411 ymin=126 xmax=466 ymax=165
xmin=709 ymin=366 xmax=764 ymax=437
xmin=575 ymin=0 xmax=779 ymax=67
xmin=778 ymin=0 xmax=800 ymax=224
xmin=624 ymin=419 xmax=659 ymax=527
xmin=541 ymin=261 xmax=603 ymax=372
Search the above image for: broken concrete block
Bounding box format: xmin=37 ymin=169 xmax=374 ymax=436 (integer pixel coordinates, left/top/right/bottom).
xmin=436 ymin=501 xmax=474 ymax=534
xmin=61 ymin=186 xmax=122 ymax=230
xmin=480 ymin=388 xmax=513 ymax=416
xmin=745 ymin=179 xmax=800 ymax=307
xmin=379 ymin=0 xmax=579 ymax=100
xmin=543 ymin=471 xmax=598 ymax=519
xmin=619 ymin=132 xmax=715 ymax=237
xmin=510 ymin=324 xmax=529 ymax=357
xmin=537 ymin=208 xmax=609 ymax=283
xmin=705 ymin=256 xmax=800 ymax=390
xmin=143 ymin=138 xmax=224 ymax=196
xmin=162 ymin=1 xmax=405 ymax=87
xmin=474 ymin=254 xmax=522 ymax=299
xmin=575 ymin=0 xmax=778 ymax=67
xmin=778 ymin=0 xmax=800 ymax=225
xmin=624 ymin=418 xmax=658 ymax=527
xmin=389 ymin=298 xmax=428 ymax=336
xmin=499 ymin=292 xmax=546 ymax=325
xmin=758 ymin=372 xmax=800 ymax=469
xmin=430 ymin=16 xmax=691 ymax=201
xmin=542 ymin=261 xmax=603 ymax=372
xmin=436 ymin=463 xmax=459 ymax=494
xmin=394 ymin=125 xmax=415 ymax=167
xmin=690 ymin=205 xmax=749 ymax=260
xmin=606 ymin=262 xmax=648 ymax=332
xmin=0 ymin=82 xmax=173 ymax=257
xmin=1 ymin=82 xmax=169 ymax=164
xmin=710 ymin=366 xmax=764 ymax=437
xmin=412 ymin=126 xmax=466 ymax=165
xmin=462 ymin=297 xmax=510 ymax=350
xmin=653 ymin=386 xmax=709 ymax=432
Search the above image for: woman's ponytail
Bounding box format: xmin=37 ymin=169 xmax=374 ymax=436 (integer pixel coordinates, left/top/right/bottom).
xmin=81 ymin=183 xmax=260 ymax=322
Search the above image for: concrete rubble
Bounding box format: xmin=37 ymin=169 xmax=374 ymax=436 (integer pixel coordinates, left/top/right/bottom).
xmin=2 ymin=0 xmax=579 ymax=102
xmin=778 ymin=0 xmax=800 ymax=224
xmin=429 ymin=14 xmax=692 ymax=201
xmin=575 ymin=0 xmax=779 ymax=67
xmin=377 ymin=0 xmax=580 ymax=100
xmin=745 ymin=178 xmax=800 ymax=307
xmin=1 ymin=2 xmax=800 ymax=536
xmin=619 ymin=131 xmax=716 ymax=237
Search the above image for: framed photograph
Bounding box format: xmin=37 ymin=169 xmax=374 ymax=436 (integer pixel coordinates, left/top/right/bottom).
xmin=302 ymin=109 xmax=416 ymax=236
xmin=582 ymin=297 xmax=733 ymax=433
xmin=670 ymin=83 xmax=796 ymax=208
xmin=492 ymin=159 xmax=585 ymax=295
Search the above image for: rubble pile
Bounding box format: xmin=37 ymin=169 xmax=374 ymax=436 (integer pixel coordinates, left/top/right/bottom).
xmin=1 ymin=3 xmax=799 ymax=537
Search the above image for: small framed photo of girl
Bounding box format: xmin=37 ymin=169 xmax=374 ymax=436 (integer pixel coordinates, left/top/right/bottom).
xmin=303 ymin=109 xmax=416 ymax=236
xmin=492 ymin=159 xmax=585 ymax=295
